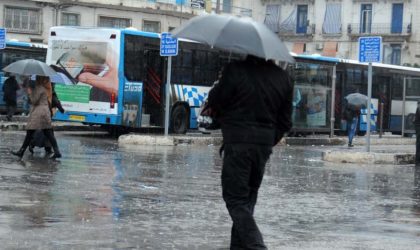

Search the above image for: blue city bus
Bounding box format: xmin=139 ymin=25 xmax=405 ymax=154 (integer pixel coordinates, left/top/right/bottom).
xmin=0 ymin=41 xmax=47 ymax=114
xmin=47 ymin=26 xmax=238 ymax=134
xmin=292 ymin=54 xmax=420 ymax=136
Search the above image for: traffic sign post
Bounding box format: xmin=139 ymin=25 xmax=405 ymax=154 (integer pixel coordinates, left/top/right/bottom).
xmin=160 ymin=33 xmax=178 ymax=136
xmin=0 ymin=28 xmax=6 ymax=50
xmin=359 ymin=36 xmax=382 ymax=152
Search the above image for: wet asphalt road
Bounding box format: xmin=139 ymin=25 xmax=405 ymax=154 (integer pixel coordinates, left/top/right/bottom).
xmin=0 ymin=131 xmax=420 ymax=249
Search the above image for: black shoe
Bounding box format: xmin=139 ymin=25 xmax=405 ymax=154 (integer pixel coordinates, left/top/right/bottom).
xmin=348 ymin=143 xmax=354 ymax=147
xmin=45 ymin=147 xmax=52 ymax=154
xmin=11 ymin=149 xmax=25 ymax=158
xmin=49 ymin=152 xmax=62 ymax=159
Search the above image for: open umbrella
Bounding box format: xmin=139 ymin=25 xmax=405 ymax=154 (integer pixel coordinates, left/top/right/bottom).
xmin=344 ymin=93 xmax=368 ymax=109
xmin=2 ymin=59 xmax=57 ymax=77
xmin=172 ymin=14 xmax=295 ymax=63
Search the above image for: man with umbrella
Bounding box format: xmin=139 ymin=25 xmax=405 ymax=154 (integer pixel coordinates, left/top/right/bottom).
xmin=344 ymin=93 xmax=368 ymax=147
xmin=2 ymin=74 xmax=19 ymax=121
xmin=173 ymin=14 xmax=295 ymax=249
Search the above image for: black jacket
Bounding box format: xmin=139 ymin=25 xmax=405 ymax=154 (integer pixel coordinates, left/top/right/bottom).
xmin=208 ymin=56 xmax=293 ymax=146
xmin=2 ymin=76 xmax=19 ymax=104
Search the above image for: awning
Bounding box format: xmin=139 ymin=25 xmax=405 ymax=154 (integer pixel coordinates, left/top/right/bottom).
xmin=322 ymin=41 xmax=338 ymax=57
xmin=292 ymin=43 xmax=305 ymax=54
xmin=323 ymin=3 xmax=342 ymax=34
xmin=264 ymin=4 xmax=280 ymax=33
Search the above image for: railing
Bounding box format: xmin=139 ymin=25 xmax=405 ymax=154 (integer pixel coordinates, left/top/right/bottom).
xmin=278 ymin=24 xmax=316 ymax=36
xmin=347 ymin=23 xmax=412 ymax=35
xmin=146 ymin=0 xmax=252 ymax=16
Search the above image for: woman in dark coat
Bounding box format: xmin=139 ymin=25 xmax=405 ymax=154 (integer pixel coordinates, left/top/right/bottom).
xmin=11 ymin=76 xmax=61 ymax=159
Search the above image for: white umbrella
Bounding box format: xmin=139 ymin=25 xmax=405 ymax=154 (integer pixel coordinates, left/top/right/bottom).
xmin=172 ymin=14 xmax=295 ymax=63
xmin=344 ymin=93 xmax=368 ymax=109
xmin=2 ymin=59 xmax=57 ymax=77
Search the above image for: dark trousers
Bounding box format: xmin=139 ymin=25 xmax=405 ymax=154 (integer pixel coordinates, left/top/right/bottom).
xmin=20 ymin=129 xmax=60 ymax=154
xmin=5 ymin=102 xmax=16 ymax=120
xmin=222 ymin=143 xmax=272 ymax=250
xmin=416 ymin=127 xmax=420 ymax=165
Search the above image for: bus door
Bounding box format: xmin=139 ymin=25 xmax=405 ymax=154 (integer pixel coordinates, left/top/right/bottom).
xmin=374 ymin=75 xmax=391 ymax=130
xmin=122 ymin=34 xmax=163 ymax=128
xmin=142 ymin=48 xmax=164 ymax=127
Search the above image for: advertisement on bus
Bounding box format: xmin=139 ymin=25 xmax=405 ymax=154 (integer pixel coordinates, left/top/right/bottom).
xmin=47 ymin=28 xmax=120 ymax=115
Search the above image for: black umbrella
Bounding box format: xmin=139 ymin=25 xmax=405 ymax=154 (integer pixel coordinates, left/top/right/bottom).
xmin=172 ymin=14 xmax=295 ymax=63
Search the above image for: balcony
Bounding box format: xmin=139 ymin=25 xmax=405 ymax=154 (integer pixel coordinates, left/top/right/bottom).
xmin=347 ymin=23 xmax=412 ymax=41
xmin=88 ymin=0 xmax=253 ymax=17
xmin=278 ymin=23 xmax=315 ymax=41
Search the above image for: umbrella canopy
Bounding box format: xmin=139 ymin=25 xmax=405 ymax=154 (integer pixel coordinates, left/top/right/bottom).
xmin=344 ymin=93 xmax=368 ymax=109
xmin=31 ymin=72 xmax=74 ymax=85
xmin=172 ymin=14 xmax=295 ymax=63
xmin=2 ymin=59 xmax=57 ymax=77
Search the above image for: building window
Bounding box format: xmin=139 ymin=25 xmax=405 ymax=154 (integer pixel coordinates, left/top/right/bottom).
xmin=391 ymin=3 xmax=403 ymax=34
xmin=384 ymin=44 xmax=401 ymax=65
xmin=98 ymin=16 xmax=130 ymax=28
xmin=296 ymin=5 xmax=308 ymax=34
xmin=61 ymin=13 xmax=80 ymax=26
xmin=322 ymin=3 xmax=341 ymax=34
xmin=264 ymin=4 xmax=280 ymax=33
xmin=4 ymin=6 xmax=41 ymax=34
xmin=143 ymin=20 xmax=160 ymax=33
xmin=390 ymin=44 xmax=401 ymax=65
xmin=360 ymin=4 xmax=372 ymax=34
xmin=223 ymin=0 xmax=232 ymax=13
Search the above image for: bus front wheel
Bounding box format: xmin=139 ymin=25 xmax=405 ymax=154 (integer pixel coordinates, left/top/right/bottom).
xmin=171 ymin=105 xmax=189 ymax=134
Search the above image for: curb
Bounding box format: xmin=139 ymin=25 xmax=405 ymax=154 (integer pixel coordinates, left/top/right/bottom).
xmin=0 ymin=122 xmax=98 ymax=132
xmin=322 ymin=150 xmax=415 ymax=165
xmin=285 ymin=137 xmax=346 ymax=146
xmin=118 ymin=134 xmax=223 ymax=146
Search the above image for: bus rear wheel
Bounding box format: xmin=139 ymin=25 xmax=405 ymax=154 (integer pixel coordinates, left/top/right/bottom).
xmin=171 ymin=105 xmax=189 ymax=134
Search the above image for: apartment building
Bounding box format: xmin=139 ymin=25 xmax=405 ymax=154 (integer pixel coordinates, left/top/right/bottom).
xmin=260 ymin=0 xmax=419 ymax=66
xmin=0 ymin=0 xmax=251 ymax=44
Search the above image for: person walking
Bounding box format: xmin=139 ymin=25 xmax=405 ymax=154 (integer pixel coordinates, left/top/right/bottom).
xmin=207 ymin=55 xmax=293 ymax=249
xmin=344 ymin=104 xmax=360 ymax=147
xmin=2 ymin=74 xmax=19 ymax=121
xmin=11 ymin=75 xmax=61 ymax=159
xmin=28 ymin=83 xmax=65 ymax=155
xmin=414 ymin=101 xmax=420 ymax=167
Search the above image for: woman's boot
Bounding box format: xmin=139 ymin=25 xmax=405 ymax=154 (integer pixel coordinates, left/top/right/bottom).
xmin=11 ymin=148 xmax=25 ymax=158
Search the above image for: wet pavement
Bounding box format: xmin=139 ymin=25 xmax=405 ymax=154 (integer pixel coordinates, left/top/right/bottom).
xmin=0 ymin=131 xmax=420 ymax=249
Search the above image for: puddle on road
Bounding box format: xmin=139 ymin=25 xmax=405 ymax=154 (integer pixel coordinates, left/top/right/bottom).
xmin=0 ymin=132 xmax=419 ymax=249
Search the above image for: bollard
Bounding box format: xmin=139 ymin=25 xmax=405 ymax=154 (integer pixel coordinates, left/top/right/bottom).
xmin=379 ymin=102 xmax=384 ymax=138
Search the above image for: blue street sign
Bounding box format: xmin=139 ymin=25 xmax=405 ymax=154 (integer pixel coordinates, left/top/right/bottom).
xmin=160 ymin=32 xmax=178 ymax=56
xmin=0 ymin=28 xmax=5 ymax=50
xmin=359 ymin=36 xmax=382 ymax=63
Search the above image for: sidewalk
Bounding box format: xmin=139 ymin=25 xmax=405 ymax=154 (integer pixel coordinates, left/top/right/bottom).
xmin=319 ymin=135 xmax=415 ymax=165
xmin=0 ymin=115 xmax=97 ymax=131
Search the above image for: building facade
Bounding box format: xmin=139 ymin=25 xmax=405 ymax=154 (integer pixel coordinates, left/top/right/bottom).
xmin=2 ymin=0 xmax=418 ymax=66
xmin=0 ymin=0 xmax=251 ymax=44
xmin=260 ymin=0 xmax=419 ymax=66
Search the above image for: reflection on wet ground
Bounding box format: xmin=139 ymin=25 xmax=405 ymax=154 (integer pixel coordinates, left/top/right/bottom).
xmin=0 ymin=131 xmax=419 ymax=249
